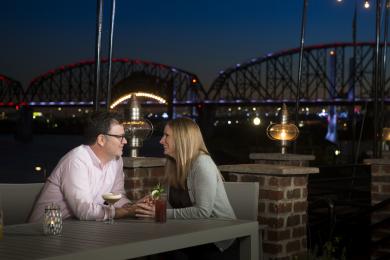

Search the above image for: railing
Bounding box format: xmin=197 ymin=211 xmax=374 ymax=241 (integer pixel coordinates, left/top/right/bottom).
xmin=307 ymin=163 xmax=372 ymax=258
xmin=308 ymin=163 xmax=390 ymax=259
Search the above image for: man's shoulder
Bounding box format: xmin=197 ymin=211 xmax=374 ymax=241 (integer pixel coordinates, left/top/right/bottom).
xmin=60 ymin=145 xmax=90 ymax=163
xmin=66 ymin=145 xmax=88 ymax=156
xmin=50 ymin=145 xmax=91 ymax=178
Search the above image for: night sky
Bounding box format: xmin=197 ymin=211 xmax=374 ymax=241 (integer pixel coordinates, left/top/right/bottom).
xmin=0 ymin=0 xmax=376 ymax=89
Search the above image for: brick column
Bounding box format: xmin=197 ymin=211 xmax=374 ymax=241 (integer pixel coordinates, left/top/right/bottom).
xmin=122 ymin=157 xmax=166 ymax=201
xmin=366 ymin=151 xmax=390 ymax=160
xmin=364 ymin=158 xmax=390 ymax=254
xmin=250 ymin=153 xmax=315 ymax=167
xmin=380 ymin=151 xmax=390 ymax=160
xmin=364 ymin=158 xmax=390 ymax=259
xmin=219 ymin=164 xmax=318 ymax=260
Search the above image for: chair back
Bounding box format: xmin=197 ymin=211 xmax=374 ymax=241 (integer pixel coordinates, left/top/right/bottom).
xmin=0 ymin=183 xmax=44 ymax=225
xmin=224 ymin=182 xmax=259 ymax=221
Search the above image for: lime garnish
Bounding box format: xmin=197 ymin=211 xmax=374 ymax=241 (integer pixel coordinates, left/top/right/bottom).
xmin=151 ymin=184 xmax=164 ymax=199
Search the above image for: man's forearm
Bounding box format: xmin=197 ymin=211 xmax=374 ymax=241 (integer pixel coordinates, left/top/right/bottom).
xmin=115 ymin=204 xmax=136 ymax=218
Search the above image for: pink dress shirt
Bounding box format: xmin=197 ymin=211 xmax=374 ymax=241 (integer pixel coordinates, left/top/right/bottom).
xmin=29 ymin=145 xmax=130 ymax=223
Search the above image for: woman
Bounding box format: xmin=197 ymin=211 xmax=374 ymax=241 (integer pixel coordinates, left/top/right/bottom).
xmin=136 ymin=117 xmax=238 ymax=260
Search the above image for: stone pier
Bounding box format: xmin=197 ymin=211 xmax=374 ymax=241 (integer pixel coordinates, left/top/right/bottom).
xmin=122 ymin=157 xmax=166 ymax=201
xmin=250 ymin=153 xmax=315 ymax=167
xmin=219 ymin=163 xmax=318 ymax=260
xmin=364 ymin=158 xmax=390 ymax=214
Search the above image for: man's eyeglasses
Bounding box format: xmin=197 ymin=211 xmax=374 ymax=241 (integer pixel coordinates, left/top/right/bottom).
xmin=104 ymin=133 xmax=126 ymax=142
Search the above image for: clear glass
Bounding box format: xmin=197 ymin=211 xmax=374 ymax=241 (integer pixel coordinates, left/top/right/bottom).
xmin=106 ymin=203 xmax=115 ymax=224
xmin=102 ymin=193 xmax=121 ymax=224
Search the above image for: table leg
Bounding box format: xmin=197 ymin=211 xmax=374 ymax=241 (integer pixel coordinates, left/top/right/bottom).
xmin=239 ymin=230 xmax=259 ymax=260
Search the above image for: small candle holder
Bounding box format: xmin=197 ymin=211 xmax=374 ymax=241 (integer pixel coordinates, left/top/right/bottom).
xmin=43 ymin=203 xmax=62 ymax=236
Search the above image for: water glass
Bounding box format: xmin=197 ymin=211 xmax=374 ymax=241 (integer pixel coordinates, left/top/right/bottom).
xmin=43 ymin=203 xmax=62 ymax=236
xmin=155 ymin=193 xmax=167 ymax=223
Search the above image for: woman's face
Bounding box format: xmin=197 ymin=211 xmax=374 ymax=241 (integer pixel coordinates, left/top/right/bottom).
xmin=160 ymin=124 xmax=175 ymax=158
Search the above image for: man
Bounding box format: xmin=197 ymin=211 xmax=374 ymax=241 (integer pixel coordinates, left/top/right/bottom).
xmin=29 ymin=111 xmax=138 ymax=222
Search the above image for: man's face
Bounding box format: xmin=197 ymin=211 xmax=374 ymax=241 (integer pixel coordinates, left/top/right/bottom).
xmin=103 ymin=123 xmax=127 ymax=159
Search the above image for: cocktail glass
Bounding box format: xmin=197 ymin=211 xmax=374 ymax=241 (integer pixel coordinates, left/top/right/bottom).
xmin=155 ymin=193 xmax=167 ymax=223
xmin=102 ymin=193 xmax=121 ymax=224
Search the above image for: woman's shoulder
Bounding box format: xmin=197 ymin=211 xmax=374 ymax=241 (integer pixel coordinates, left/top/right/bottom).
xmin=192 ymin=153 xmax=218 ymax=171
xmin=194 ymin=153 xmax=213 ymax=164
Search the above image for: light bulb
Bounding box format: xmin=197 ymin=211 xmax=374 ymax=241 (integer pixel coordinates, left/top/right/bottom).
xmin=253 ymin=117 xmax=261 ymax=126
xmin=364 ymin=0 xmax=370 ymax=9
xmin=280 ymin=130 xmax=286 ymax=139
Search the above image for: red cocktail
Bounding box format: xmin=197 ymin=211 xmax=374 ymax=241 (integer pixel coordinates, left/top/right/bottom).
xmin=155 ymin=194 xmax=167 ymax=223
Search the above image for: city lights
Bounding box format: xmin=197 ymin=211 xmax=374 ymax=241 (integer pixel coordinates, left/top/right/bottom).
xmin=32 ymin=112 xmax=43 ymax=119
xmin=253 ymin=117 xmax=261 ymax=126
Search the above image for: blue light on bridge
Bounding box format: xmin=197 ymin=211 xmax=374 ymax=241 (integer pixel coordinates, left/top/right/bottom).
xmin=339 ymin=112 xmax=348 ymax=119
xmin=28 ymin=101 xmax=94 ymax=106
xmin=318 ymin=110 xmax=328 ymax=117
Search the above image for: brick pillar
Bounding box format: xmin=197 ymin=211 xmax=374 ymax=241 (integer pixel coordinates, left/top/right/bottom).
xmin=250 ymin=153 xmax=315 ymax=167
xmin=366 ymin=151 xmax=390 ymax=160
xmin=381 ymin=152 xmax=390 ymax=160
xmin=122 ymin=157 xmax=166 ymax=201
xmin=219 ymin=164 xmax=318 ymax=260
xmin=364 ymin=158 xmax=390 ymax=256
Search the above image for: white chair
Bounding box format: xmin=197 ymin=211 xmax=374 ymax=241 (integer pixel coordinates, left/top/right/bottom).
xmin=224 ymin=181 xmax=264 ymax=260
xmin=224 ymin=181 xmax=259 ymax=221
xmin=0 ymin=183 xmax=44 ymax=225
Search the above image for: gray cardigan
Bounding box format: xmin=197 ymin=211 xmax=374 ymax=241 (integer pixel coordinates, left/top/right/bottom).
xmin=166 ymin=154 xmax=236 ymax=251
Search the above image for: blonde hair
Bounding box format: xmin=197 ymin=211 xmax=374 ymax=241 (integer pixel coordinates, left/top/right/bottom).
xmin=165 ymin=117 xmax=209 ymax=189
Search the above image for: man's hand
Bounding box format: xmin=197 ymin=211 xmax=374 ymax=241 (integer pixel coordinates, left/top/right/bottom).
xmin=115 ymin=205 xmax=136 ymax=218
xmin=114 ymin=195 xmax=154 ymax=219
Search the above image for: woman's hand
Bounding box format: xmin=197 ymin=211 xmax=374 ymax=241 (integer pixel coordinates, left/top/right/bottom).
xmin=135 ymin=202 xmax=155 ymax=218
xmin=118 ymin=195 xmax=154 ymax=218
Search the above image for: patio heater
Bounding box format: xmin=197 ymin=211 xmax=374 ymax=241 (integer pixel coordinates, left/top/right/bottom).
xmin=266 ymin=104 xmax=299 ymax=154
xmin=122 ymin=95 xmax=153 ymax=157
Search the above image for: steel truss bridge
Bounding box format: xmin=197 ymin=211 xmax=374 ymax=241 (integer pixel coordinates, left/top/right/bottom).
xmin=0 ymin=74 xmax=24 ymax=106
xmin=0 ymin=42 xmax=389 ymax=108
xmin=24 ymin=59 xmax=206 ymax=108
xmin=207 ymin=42 xmax=390 ymax=106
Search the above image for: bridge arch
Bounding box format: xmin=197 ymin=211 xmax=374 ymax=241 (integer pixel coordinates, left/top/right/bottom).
xmin=24 ymin=59 xmax=207 ymax=106
xmin=0 ymin=74 xmax=24 ymax=106
xmin=207 ymin=42 xmax=390 ymax=105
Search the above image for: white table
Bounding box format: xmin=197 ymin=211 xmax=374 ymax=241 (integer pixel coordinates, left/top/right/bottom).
xmin=0 ymin=218 xmax=260 ymax=260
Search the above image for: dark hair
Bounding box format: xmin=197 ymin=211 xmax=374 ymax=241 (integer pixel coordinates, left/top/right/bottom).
xmin=83 ymin=111 xmax=123 ymax=145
